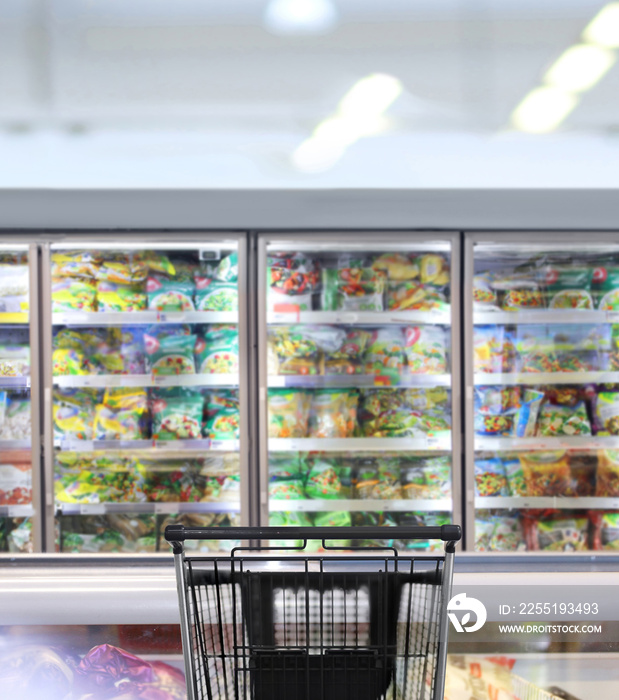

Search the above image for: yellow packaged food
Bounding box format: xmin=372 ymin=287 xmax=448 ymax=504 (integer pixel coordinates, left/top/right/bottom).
xmin=96 ymin=261 xmax=149 ymax=285
xmin=51 ymin=252 xmax=101 ymax=279
xmin=103 ymin=387 xmax=148 ymax=411
xmin=371 ymin=253 xmax=419 ymax=280
xmin=419 ymin=254 xmax=448 ymax=284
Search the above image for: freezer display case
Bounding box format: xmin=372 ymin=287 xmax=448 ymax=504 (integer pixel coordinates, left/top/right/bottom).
xmin=258 ymin=233 xmax=461 ymax=549
xmin=41 ymin=235 xmax=248 ymax=553
xmin=465 ymin=233 xmax=619 ymax=552
xmin=0 ymin=241 xmax=41 ymax=553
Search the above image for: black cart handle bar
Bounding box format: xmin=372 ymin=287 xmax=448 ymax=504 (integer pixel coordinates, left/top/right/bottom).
xmin=165 ymin=524 xmax=461 ymax=544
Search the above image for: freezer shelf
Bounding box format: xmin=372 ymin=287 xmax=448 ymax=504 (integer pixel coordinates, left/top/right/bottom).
xmin=476 ymin=496 xmax=619 ymax=510
xmin=54 ymin=439 xmax=239 ymax=453
xmin=475 ymin=436 xmax=619 ymax=451
xmin=56 ymin=502 xmax=240 ymax=515
xmin=53 ymin=374 xmax=238 ymax=388
xmin=0 ymin=505 xmax=34 ymax=517
xmin=0 ymin=440 xmax=32 ymax=450
xmin=0 ymin=377 xmax=31 ymax=389
xmin=52 ymin=311 xmax=237 ymax=326
xmin=269 ymin=436 xmax=452 ymax=452
xmin=474 ymin=372 xmax=619 ymax=386
xmin=268 ymin=310 xmax=450 ymax=325
xmin=269 ymin=499 xmax=452 ymax=512
xmin=473 ymin=310 xmax=619 ymax=324
xmin=268 ymin=373 xmax=451 ymax=388
xmin=0 ymin=313 xmax=28 ymax=325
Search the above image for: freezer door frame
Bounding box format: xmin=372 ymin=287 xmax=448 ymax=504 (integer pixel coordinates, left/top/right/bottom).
xmin=40 ymin=231 xmax=251 ymax=553
xmin=463 ymin=230 xmax=619 ymax=550
xmin=256 ymin=230 xmax=462 ymax=536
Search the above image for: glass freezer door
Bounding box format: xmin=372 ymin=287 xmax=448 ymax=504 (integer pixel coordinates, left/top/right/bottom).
xmin=42 ymin=235 xmax=248 ymax=553
xmin=466 ymin=233 xmax=619 ymax=553
xmin=259 ymin=233 xmax=461 ymax=550
xmin=0 ymin=242 xmax=41 ymax=553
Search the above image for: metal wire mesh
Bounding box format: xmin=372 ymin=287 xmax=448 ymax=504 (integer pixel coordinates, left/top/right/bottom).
xmin=184 ymin=554 xmax=445 ymax=700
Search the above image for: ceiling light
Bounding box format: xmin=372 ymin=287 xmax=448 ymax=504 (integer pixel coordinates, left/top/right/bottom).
xmin=338 ymin=74 xmax=403 ymax=118
xmin=264 ymin=0 xmax=338 ymax=36
xmin=544 ymin=43 xmax=616 ymax=92
xmin=510 ymin=86 xmax=578 ymax=134
xmin=583 ymin=2 xmax=619 ymax=48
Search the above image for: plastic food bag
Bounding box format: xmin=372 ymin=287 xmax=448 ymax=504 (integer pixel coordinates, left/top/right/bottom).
xmin=539 ymin=401 xmax=591 ymax=436
xmin=475 ymin=517 xmax=496 ymax=551
xmin=404 ymin=325 xmax=447 ymax=374
xmin=195 ymin=326 xmax=239 ymax=374
xmin=472 ymin=273 xmax=498 ymax=309
xmin=51 ymin=251 xmax=101 ymax=278
xmin=268 ymin=389 xmax=311 ymax=438
xmin=592 ymin=512 xmax=619 ymax=550
xmin=544 ymin=266 xmax=594 ymax=309
xmin=96 ymin=281 xmax=146 ymax=312
xmin=424 ymin=457 xmax=451 ymax=498
xmin=474 ymin=458 xmax=508 ymax=497
xmin=214 ymin=252 xmax=238 ymax=282
xmin=134 ymin=250 xmax=176 ymax=276
xmin=371 ymin=253 xmax=420 ymax=280
xmin=322 ymin=267 xmax=386 ymax=311
xmin=594 ymin=391 xmax=619 ymax=435
xmin=473 ymin=325 xmax=514 ymax=373
xmin=596 ymin=449 xmax=619 ymax=497
xmin=305 ymin=458 xmax=343 ymax=499
xmin=52 ymin=348 xmax=89 ymax=376
xmin=489 ymin=514 xmax=525 ymax=551
xmin=147 ymin=277 xmax=195 ymax=311
xmin=504 ymin=457 xmax=527 ymax=496
xmin=204 ymin=406 xmax=240 ymax=440
xmin=96 ymin=260 xmax=149 ymax=285
xmin=269 ymin=480 xmax=305 ymax=499
xmin=323 ymin=328 xmax=372 ymax=375
xmin=52 ymin=278 xmax=97 ymax=312
xmin=53 ymin=389 xmax=98 ymax=441
xmin=533 ymin=515 xmax=588 ymax=551
xmin=195 ymin=279 xmax=238 ymax=311
xmin=0 ymin=397 xmax=31 ymax=440
xmin=152 ymin=395 xmax=204 ymax=440
xmin=521 ymin=450 xmax=573 ymax=497
xmin=512 ymin=389 xmax=544 ymax=437
xmin=0 ymin=264 xmax=29 ymax=312
xmin=365 ymin=328 xmax=404 ymax=375
xmin=308 ymin=390 xmax=356 ymax=438
xmin=145 ymin=333 xmax=196 ymax=375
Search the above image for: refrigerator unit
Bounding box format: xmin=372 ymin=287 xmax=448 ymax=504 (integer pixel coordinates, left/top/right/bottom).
xmin=40 ymin=234 xmax=249 ymax=553
xmin=465 ymin=233 xmax=619 ymax=553
xmin=258 ymin=232 xmax=462 ymax=550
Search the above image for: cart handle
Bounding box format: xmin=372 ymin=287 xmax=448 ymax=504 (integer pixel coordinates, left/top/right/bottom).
xmin=165 ymin=524 xmax=461 ymax=545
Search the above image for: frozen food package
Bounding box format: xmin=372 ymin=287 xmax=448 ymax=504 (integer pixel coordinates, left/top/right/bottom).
xmin=387 ymin=281 xmax=447 ymax=312
xmin=401 ymin=462 xmax=427 ymax=499
xmin=596 ymin=449 xmax=619 ymax=497
xmin=473 ymin=325 xmax=515 ymax=373
xmin=533 ymin=514 xmax=589 ymax=551
xmin=147 ymin=276 xmax=195 ymax=311
xmin=96 ymin=260 xmax=149 ymax=285
xmin=423 ymin=456 xmax=451 ymax=498
xmin=308 ymin=390 xmax=356 ymax=439
xmin=504 ymin=457 xmax=527 ymax=496
xmin=96 ymin=281 xmax=147 ymax=312
xmin=359 ymin=388 xmax=420 ymax=438
xmin=593 ymin=512 xmax=619 ymax=550
xmin=403 ymin=325 xmax=447 ymax=374
xmin=0 ymin=264 xmax=29 ymax=312
xmin=544 ymin=266 xmax=594 ymax=309
xmin=418 ymin=254 xmax=450 ymax=286
xmin=365 ymin=328 xmax=404 ymax=375
xmin=51 ymin=251 xmax=101 ymax=278
xmin=0 ymin=397 xmax=31 ymax=440
xmin=269 ymin=453 xmax=304 ymax=481
xmin=53 ymin=389 xmax=97 ymax=441
xmin=371 ymin=253 xmax=420 ymax=280
xmin=93 ymin=404 xmax=148 ymax=441
xmin=269 ymin=479 xmax=305 ymax=499
xmin=195 ymin=279 xmax=238 ymax=311
xmin=323 ymin=328 xmax=372 ymax=375
xmin=204 ymin=406 xmax=240 ymax=440
xmin=472 ymin=273 xmax=498 ymax=310
xmin=323 ymin=267 xmax=386 ymax=312
xmin=214 ymin=252 xmax=238 ymax=282
xmin=269 ymin=325 xmax=344 ymax=375
xmin=520 ymin=450 xmax=574 ymax=497
xmin=152 ymin=394 xmax=204 ymax=440
xmin=474 ymin=411 xmax=513 ymax=436
xmin=474 ymin=458 xmax=508 ymax=497
xmin=305 ymin=458 xmax=343 ymax=499
xmin=594 ymin=391 xmax=619 ymax=435
xmin=134 ymin=250 xmax=176 ymax=276
xmin=52 ymin=277 xmax=97 ymax=312
xmin=0 ymin=345 xmax=30 ymax=377
xmin=569 ymin=451 xmax=596 ymax=496
xmin=267 ymin=389 xmax=311 ymax=438
xmin=511 ymin=389 xmax=544 ymax=437
xmin=195 ymin=326 xmax=239 ymax=374
xmin=539 ymin=401 xmax=591 ymax=436
xmin=269 ymin=254 xmax=319 ymax=310
xmin=144 ymin=332 xmax=196 ymax=375
xmin=475 ymin=386 xmax=520 ymax=415
xmin=489 ymin=514 xmax=526 ymax=551
xmin=0 ymin=461 xmax=31 ymax=505
xmin=52 ymin=348 xmax=89 ymax=376
xmin=475 ymin=516 xmax=496 ymax=551
xmin=596 ymin=267 xmax=619 ymax=310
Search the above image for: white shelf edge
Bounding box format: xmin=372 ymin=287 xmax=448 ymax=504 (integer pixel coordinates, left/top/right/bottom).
xmin=474 ymin=372 xmax=619 ymax=386
xmin=54 ymin=439 xmax=239 ymax=453
xmin=269 ymin=499 xmax=452 ymax=513
xmin=268 ymin=437 xmax=452 ymax=452
xmin=267 ymin=310 xmax=451 ymax=326
xmin=56 ymin=501 xmax=240 ymax=515
xmin=53 ymin=374 xmax=239 ymax=388
xmin=476 ymin=496 xmax=619 ymax=510
xmin=268 ymin=373 xmax=451 ymax=389
xmin=474 ymin=436 xmax=617 ymax=451
xmin=474 ymin=310 xmax=619 ymax=325
xmin=52 ymin=311 xmax=238 ymax=326
xmin=0 ymin=377 xmax=31 ymax=389
xmin=0 ymin=505 xmax=34 ymax=518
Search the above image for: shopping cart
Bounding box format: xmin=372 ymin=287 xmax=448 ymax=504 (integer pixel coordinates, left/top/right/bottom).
xmin=165 ymin=524 xmax=461 ymax=700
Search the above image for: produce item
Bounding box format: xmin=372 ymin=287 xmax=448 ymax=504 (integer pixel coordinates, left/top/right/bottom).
xmin=147 ymin=277 xmax=195 ymax=311
xmin=324 ymin=328 xmax=372 ymax=375
xmin=533 ymin=515 xmax=588 ymax=551
xmin=53 ymin=389 xmax=98 ymax=441
xmin=474 ymin=459 xmax=508 ymax=497
xmin=520 ymin=451 xmax=573 ymax=497
xmin=0 ymin=345 xmax=29 ymax=377
xmin=592 ymin=512 xmax=619 ymax=550
xmin=596 ymin=450 xmax=619 ymax=497
xmin=475 ymin=517 xmax=495 ymax=551
xmin=401 ymin=463 xmax=427 ymax=499
xmin=152 ymin=394 xmax=204 ymax=440
xmin=473 ymin=325 xmax=515 ymax=373
xmin=475 ymin=386 xmax=520 ymax=415
xmin=96 ymin=281 xmax=146 ymax=312
xmin=134 ymin=250 xmax=176 ymax=276
xmin=355 ymin=456 xmax=401 ymax=499
xmin=512 ymin=389 xmax=544 ymax=438
xmin=269 ymin=325 xmax=345 ymax=375
xmin=214 ymin=252 xmax=238 ymax=282
xmin=144 ymin=332 xmax=196 ymax=375
xmin=56 ymin=457 xmax=145 ymax=504
xmin=308 ymin=390 xmax=356 ymax=439
xmin=96 ymin=260 xmax=148 ymax=285
xmin=322 ymin=267 xmax=386 ymax=311
xmin=269 ymin=253 xmax=319 ymax=311
xmin=195 ymin=326 xmax=239 ymax=374
xmin=474 ymin=412 xmax=513 ymax=436
xmin=418 ymin=254 xmax=450 ymax=285
xmin=387 ymin=282 xmax=447 ymax=311
xmin=269 ymin=480 xmax=305 ymax=499
xmin=195 ymin=279 xmax=238 ymax=311
xmin=404 ymin=325 xmax=447 ymax=374
xmin=134 ymin=458 xmax=204 ymax=503
xmin=365 ymin=328 xmax=404 ymax=375
xmin=543 ymin=385 xmax=582 ymax=407
xmin=423 ymin=457 xmax=451 ymax=498
xmin=491 ymin=271 xmax=543 ymax=310
xmin=104 ymin=386 xmax=148 ymax=413
xmin=489 ymin=514 xmax=525 ymax=551
xmin=0 ymin=462 xmax=31 ymax=505
xmin=0 ymin=397 xmax=30 ymax=440
xmin=52 ymin=277 xmax=97 ymax=312
xmin=592 ymin=266 xmax=619 ymax=309
xmin=371 ymin=253 xmax=420 ymax=280
xmin=51 ymin=251 xmax=100 ymax=279
xmin=204 ymin=389 xmax=239 ymax=418
xmin=473 ymin=273 xmax=498 ymax=309
xmin=93 ymin=404 xmax=148 ymax=441
xmin=544 ymin=266 xmax=594 ymax=309
xmin=0 ymin=264 xmax=28 ymax=312
xmin=504 ymin=458 xmax=527 ymax=497
xmin=359 ymin=388 xmax=420 ymax=438
xmin=52 ymin=348 xmax=88 ymax=376
xmin=539 ymin=401 xmax=591 ymax=436
xmin=204 ymin=406 xmax=240 ymax=440
xmin=520 ymin=351 xmax=561 ymax=373
xmin=502 ymin=289 xmax=544 ymax=310
xmin=594 ymin=391 xmax=619 ymax=435
xmin=267 ymin=389 xmax=311 ymax=438
xmin=568 ymin=452 xmax=595 ymax=496
xmin=269 ymin=453 xmax=303 ymax=481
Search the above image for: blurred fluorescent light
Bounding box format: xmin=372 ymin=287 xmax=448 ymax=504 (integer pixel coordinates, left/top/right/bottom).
xmin=338 ymin=74 xmax=403 ymax=118
xmin=292 ymin=73 xmax=401 ymax=172
xmin=264 ymin=0 xmax=338 ymax=36
xmin=584 ymin=2 xmax=619 ymax=48
xmin=511 ymin=86 xmax=578 ymax=134
xmin=544 ymin=44 xmax=615 ymax=92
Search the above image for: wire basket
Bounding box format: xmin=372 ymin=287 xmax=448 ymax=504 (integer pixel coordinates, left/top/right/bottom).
xmin=166 ymin=525 xmax=461 ymax=700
